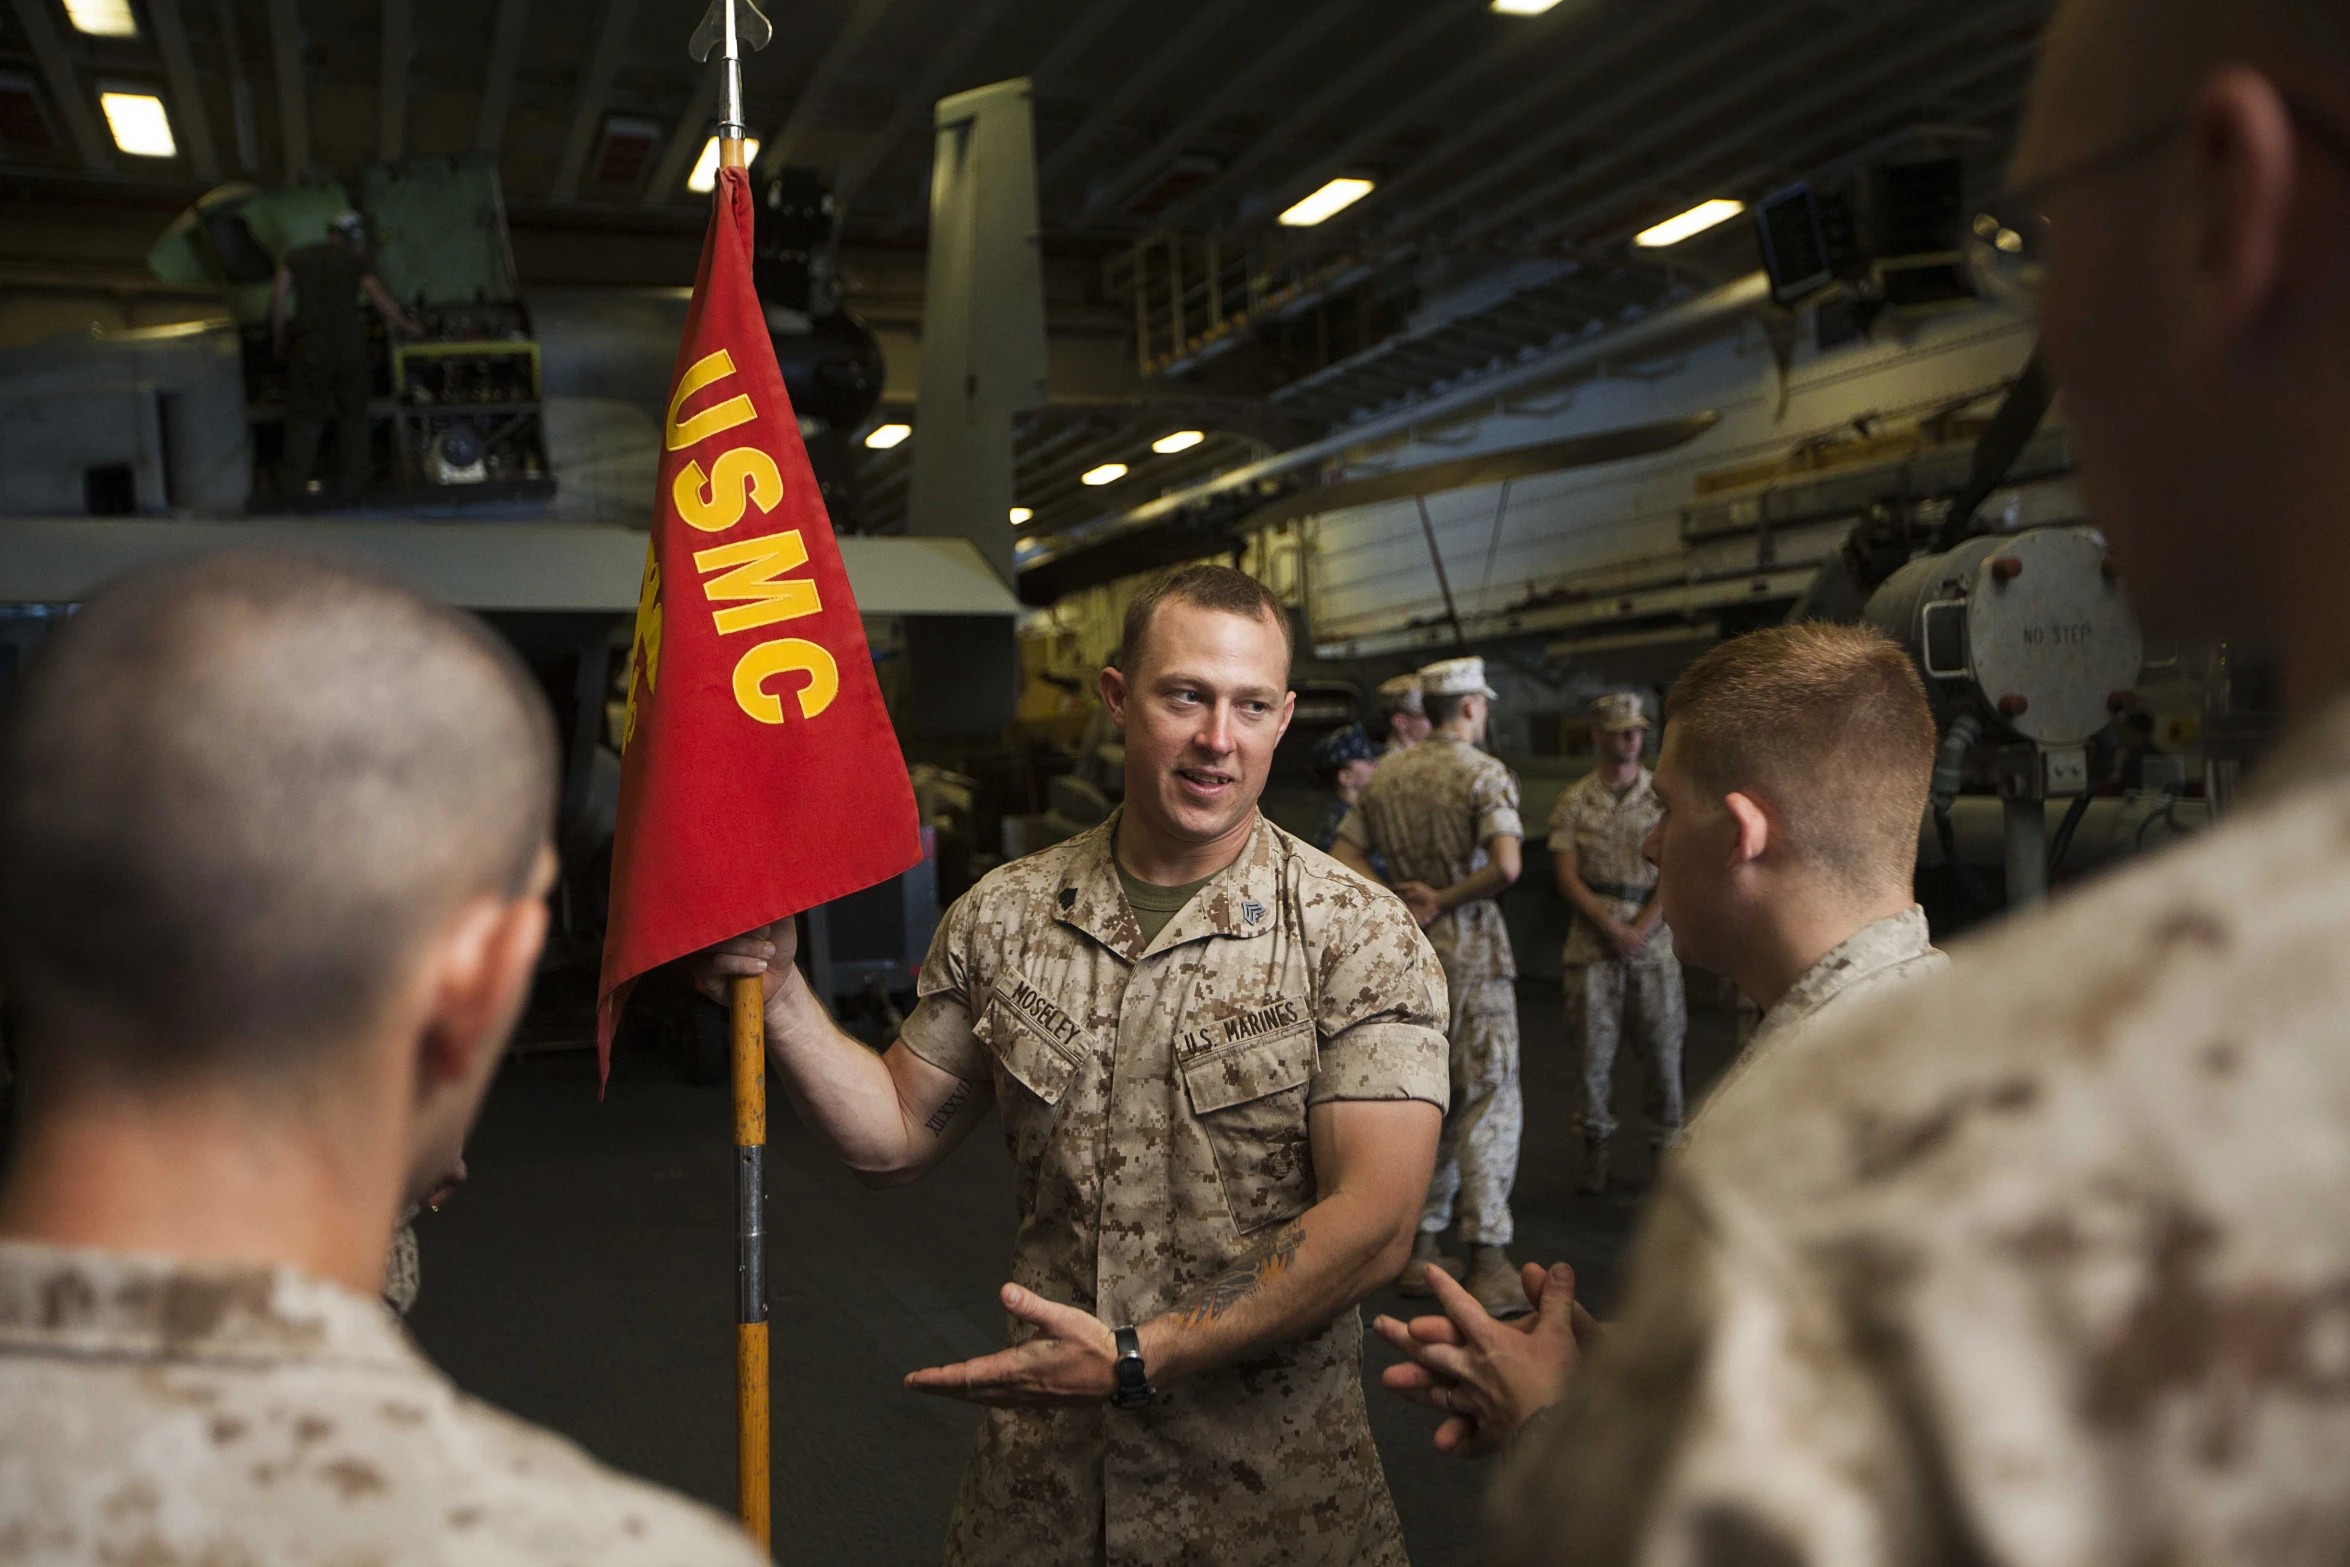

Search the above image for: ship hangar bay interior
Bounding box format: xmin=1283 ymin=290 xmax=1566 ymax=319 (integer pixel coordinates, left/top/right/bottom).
xmin=0 ymin=0 xmax=2219 ymax=1560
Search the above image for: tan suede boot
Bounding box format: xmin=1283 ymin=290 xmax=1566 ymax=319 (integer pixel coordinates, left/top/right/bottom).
xmin=1394 ymin=1230 xmax=1464 ymax=1297
xmin=1464 ymin=1245 xmax=1531 ymax=1319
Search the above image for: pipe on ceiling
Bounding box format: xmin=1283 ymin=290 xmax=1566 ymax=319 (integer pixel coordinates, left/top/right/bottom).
xmin=1017 ymin=269 xmax=1772 ymax=581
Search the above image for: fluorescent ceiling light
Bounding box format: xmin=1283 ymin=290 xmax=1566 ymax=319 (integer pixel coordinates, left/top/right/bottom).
xmin=1279 ymin=177 xmax=1374 ymax=228
xmin=1080 ymin=463 xmax=1128 ymax=487
xmin=100 ymin=93 xmax=176 ymax=158
xmin=1009 ymin=506 xmax=1033 ymax=524
xmin=1150 ymin=430 xmax=1204 ymax=454
xmin=1490 ymin=0 xmax=1565 ymax=12
xmin=688 ymin=135 xmax=761 ymax=193
xmin=1634 ymin=198 xmax=1747 ymax=248
xmin=65 ymin=0 xmax=138 ymax=36
xmin=863 ymin=422 xmax=911 ymax=450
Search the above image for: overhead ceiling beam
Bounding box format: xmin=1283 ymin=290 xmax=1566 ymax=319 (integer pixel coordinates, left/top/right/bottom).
xmin=1247 ymin=14 xmax=1533 ymax=229
xmin=1571 ymin=42 xmax=2044 ymax=252
xmin=8 ymin=0 xmax=109 ymax=171
xmin=1034 ymin=0 xmax=1257 ymax=203
xmin=379 ymin=0 xmax=414 ymax=163
xmin=1156 ymin=1 xmax=1462 ymax=231
xmin=551 ymin=0 xmax=642 ymax=200
xmin=1315 ymin=0 xmax=1712 ymax=236
xmin=1372 ymin=2 xmax=1796 ymax=246
xmin=1079 ymin=0 xmax=1369 ymax=222
xmin=1027 ymin=0 xmax=1148 ymax=91
xmin=146 ymin=0 xmax=220 ymax=179
xmin=209 ymin=0 xmax=259 ymax=172
xmin=1503 ymin=0 xmax=2042 ymax=248
xmin=756 ymin=0 xmax=906 ymax=176
xmin=832 ymin=0 xmax=1018 ymax=210
xmin=641 ymin=70 xmax=718 ymax=207
xmin=264 ymin=0 xmax=310 ymax=182
xmin=474 ymin=0 xmax=531 ymax=153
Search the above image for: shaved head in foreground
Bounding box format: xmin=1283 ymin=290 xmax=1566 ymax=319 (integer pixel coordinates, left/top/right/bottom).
xmin=0 ymin=553 xmax=778 ymax=1567
xmin=0 ymin=551 xmax=560 ymax=1277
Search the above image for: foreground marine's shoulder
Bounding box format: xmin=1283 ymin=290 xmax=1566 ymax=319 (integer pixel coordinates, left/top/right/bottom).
xmin=1683 ymin=766 xmax=2350 ymax=1215
xmin=433 ymin=1392 xmax=771 ymax=1565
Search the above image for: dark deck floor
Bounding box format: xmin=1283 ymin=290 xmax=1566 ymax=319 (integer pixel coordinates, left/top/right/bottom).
xmin=406 ymin=980 xmax=1742 ymax=1565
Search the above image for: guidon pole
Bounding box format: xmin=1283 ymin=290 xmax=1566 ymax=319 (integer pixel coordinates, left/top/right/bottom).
xmin=685 ymin=0 xmax=776 ymax=1544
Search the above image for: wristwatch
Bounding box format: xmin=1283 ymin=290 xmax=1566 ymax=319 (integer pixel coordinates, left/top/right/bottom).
xmin=1109 ymin=1325 xmax=1156 ymax=1411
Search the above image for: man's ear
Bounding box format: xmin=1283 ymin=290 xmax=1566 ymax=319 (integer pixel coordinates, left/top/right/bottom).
xmin=1098 ymin=663 xmax=1130 ymax=731
xmin=2182 ymin=66 xmax=2299 ymax=360
xmin=1723 ymin=791 xmax=1771 ymax=869
xmin=1273 ymin=688 xmax=1297 ymax=745
xmin=418 ymin=857 xmax=553 ymax=1090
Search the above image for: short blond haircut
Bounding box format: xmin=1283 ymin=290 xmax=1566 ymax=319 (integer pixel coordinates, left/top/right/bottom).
xmin=1663 ymin=623 xmax=1936 ymax=890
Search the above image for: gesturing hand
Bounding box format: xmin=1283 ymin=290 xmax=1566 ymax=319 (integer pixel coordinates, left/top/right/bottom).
xmin=905 ymin=1283 xmax=1119 ymax=1407
xmin=1372 ymin=1261 xmax=1599 ymax=1456
xmin=1393 ymin=881 xmax=1443 ymax=928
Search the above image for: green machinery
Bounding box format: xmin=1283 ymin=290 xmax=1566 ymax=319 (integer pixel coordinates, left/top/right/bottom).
xmin=147 ymin=153 xmax=554 ymax=510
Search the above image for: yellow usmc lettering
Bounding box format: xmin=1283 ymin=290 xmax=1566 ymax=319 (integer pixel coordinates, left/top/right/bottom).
xmin=692 ymin=531 xmax=823 ymax=636
xmin=664 ymin=349 xmax=757 ymax=450
xmin=674 ymin=447 xmax=784 ymax=533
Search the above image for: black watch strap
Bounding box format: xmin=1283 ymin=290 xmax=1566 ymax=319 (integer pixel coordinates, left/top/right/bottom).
xmin=1109 ymin=1324 xmax=1156 ymax=1411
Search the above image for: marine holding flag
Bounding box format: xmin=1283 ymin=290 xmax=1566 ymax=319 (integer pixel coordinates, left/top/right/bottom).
xmin=696 ymin=565 xmax=1455 ymax=1565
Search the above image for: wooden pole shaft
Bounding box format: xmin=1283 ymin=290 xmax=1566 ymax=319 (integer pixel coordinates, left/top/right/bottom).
xmin=720 ymin=133 xmax=746 ymax=171
xmin=731 ymin=973 xmax=770 ymax=1547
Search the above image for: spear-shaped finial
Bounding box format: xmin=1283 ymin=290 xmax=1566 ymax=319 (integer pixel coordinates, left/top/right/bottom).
xmin=689 ymin=0 xmax=773 ymax=151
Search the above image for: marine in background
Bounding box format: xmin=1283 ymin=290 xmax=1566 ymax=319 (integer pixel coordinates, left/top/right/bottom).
xmin=1546 ymin=693 xmax=1682 ymax=1192
xmin=1308 ymin=722 xmax=1381 ymax=856
xmin=1335 ymin=656 xmax=1528 ymax=1316
xmin=267 ymin=212 xmax=420 ymax=499
xmin=1375 ymin=672 xmax=1431 ymax=757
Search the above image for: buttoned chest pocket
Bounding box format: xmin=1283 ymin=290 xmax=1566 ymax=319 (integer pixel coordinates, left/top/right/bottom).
xmin=975 ymin=994 xmax=1082 ymax=1111
xmin=1180 ymin=1020 xmax=1317 ymax=1234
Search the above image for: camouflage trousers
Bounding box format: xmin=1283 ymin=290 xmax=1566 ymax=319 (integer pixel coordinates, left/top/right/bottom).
xmin=1566 ymin=952 xmax=1687 ymax=1145
xmin=1419 ymin=976 xmax=1522 ymax=1246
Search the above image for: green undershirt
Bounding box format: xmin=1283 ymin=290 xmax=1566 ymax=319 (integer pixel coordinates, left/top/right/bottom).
xmin=1117 ymin=863 xmax=1215 ymax=946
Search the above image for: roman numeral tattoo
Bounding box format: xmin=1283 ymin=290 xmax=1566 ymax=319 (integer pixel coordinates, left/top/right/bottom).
xmin=923 ymin=1079 xmax=976 ymax=1136
xmin=1171 ymin=1218 xmax=1307 ymax=1329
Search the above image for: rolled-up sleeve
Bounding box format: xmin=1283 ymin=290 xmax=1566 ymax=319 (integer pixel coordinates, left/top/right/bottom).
xmin=1476 ymin=764 xmax=1525 ymax=846
xmin=1307 ymin=886 xmax=1450 ymax=1109
xmin=896 ymin=891 xmax=991 ymax=1081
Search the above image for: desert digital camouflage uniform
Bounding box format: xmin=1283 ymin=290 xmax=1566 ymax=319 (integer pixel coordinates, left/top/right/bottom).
xmin=0 ymin=1239 xmax=768 ymax=1567
xmin=898 ymin=809 xmax=1449 ymax=1567
xmin=1487 ymin=700 xmax=2350 ymax=1567
xmin=1547 ymin=766 xmax=1685 ymax=1146
xmin=1338 ymin=733 xmax=1524 ymax=1246
xmin=1686 ymin=906 xmax=1946 ymax=1147
xmin=383 ymin=1218 xmax=421 ymax=1316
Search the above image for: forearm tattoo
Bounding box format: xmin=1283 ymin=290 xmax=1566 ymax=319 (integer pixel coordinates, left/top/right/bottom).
xmin=1171 ymin=1219 xmax=1307 ymax=1329
xmin=923 ymin=1079 xmax=976 ymax=1136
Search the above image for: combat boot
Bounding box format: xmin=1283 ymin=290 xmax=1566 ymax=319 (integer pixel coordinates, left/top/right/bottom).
xmin=1580 ymin=1133 xmax=1612 ymax=1194
xmin=1394 ymin=1230 xmax=1464 ymax=1297
xmin=1464 ymin=1245 xmax=1531 ymax=1319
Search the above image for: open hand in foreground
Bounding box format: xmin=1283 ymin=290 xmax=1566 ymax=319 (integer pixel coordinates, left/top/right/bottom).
xmin=1372 ymin=1260 xmax=1599 ymax=1456
xmin=906 ymin=1283 xmax=1119 ymax=1407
